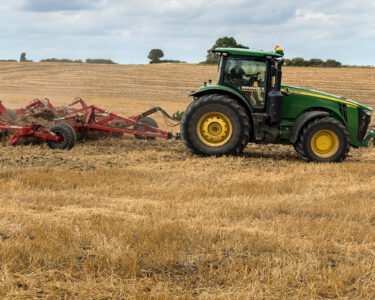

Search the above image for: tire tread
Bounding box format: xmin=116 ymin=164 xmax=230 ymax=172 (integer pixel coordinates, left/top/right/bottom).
xmin=295 ymin=116 xmax=350 ymax=162
xmin=180 ymin=94 xmax=250 ymax=155
xmin=47 ymin=123 xmax=77 ymax=150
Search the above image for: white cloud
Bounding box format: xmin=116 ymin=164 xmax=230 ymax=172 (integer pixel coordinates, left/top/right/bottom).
xmin=0 ymin=0 xmax=373 ymax=65
xmin=20 ymin=0 xmax=102 ymax=12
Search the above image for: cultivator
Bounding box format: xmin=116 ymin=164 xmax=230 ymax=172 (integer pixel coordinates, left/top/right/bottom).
xmin=0 ymin=98 xmax=178 ymax=150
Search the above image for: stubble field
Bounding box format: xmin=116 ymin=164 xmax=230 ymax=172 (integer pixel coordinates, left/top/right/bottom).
xmin=0 ymin=62 xmax=375 ymax=299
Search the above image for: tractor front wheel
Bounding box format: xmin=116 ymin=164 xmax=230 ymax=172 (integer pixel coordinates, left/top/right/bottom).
xmin=295 ymin=116 xmax=350 ymax=162
xmin=180 ymin=94 xmax=250 ymax=156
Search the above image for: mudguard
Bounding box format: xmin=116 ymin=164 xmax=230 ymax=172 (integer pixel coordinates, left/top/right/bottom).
xmin=190 ymin=86 xmax=252 ymax=113
xmin=289 ymin=111 xmax=329 ymax=143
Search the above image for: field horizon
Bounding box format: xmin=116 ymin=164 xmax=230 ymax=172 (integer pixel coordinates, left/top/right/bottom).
xmin=0 ymin=62 xmax=375 ymax=298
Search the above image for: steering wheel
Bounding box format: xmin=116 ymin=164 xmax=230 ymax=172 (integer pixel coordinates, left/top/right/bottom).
xmin=246 ymin=72 xmax=260 ymax=86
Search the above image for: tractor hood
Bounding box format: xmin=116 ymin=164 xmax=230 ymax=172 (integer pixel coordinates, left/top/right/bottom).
xmin=281 ymin=85 xmax=372 ymax=111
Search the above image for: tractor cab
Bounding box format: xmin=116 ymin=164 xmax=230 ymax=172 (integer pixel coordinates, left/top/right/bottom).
xmin=214 ymin=47 xmax=285 ymax=121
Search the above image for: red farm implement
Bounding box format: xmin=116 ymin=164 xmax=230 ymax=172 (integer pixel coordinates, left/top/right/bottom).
xmin=0 ymin=98 xmax=178 ymax=150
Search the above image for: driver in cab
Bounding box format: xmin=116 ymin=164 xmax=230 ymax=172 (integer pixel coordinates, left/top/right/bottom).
xmin=229 ymin=60 xmax=264 ymax=108
xmin=229 ymin=60 xmax=259 ymax=85
xmin=230 ymin=60 xmax=245 ymax=80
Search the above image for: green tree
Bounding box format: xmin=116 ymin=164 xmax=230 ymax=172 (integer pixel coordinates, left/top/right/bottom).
xmin=324 ymin=59 xmax=342 ymax=68
xmin=20 ymin=52 xmax=27 ymax=62
xmin=148 ymin=49 xmax=164 ymax=63
xmin=85 ymin=58 xmax=116 ymax=64
xmin=204 ymin=37 xmax=249 ymax=64
xmin=308 ymin=58 xmax=324 ymax=67
xmin=284 ymin=59 xmax=294 ymax=66
xmin=290 ymin=57 xmax=306 ymax=66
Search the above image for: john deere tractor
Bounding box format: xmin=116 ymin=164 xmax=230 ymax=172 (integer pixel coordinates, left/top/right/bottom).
xmin=180 ymin=46 xmax=375 ymax=162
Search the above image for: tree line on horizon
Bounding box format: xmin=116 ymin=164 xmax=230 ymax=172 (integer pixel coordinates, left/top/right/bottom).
xmin=284 ymin=57 xmax=342 ymax=67
xmin=148 ymin=37 xmax=345 ymax=67
xmin=0 ymin=44 xmax=369 ymax=67
xmin=0 ymin=52 xmax=117 ymax=64
xmin=197 ymin=37 xmax=344 ymax=67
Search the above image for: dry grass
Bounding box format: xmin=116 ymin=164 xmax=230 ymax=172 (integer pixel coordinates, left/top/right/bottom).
xmin=0 ymin=62 xmax=375 ymax=298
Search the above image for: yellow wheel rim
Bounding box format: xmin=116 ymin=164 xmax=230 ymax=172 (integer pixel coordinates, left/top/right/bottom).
xmin=311 ymin=130 xmax=339 ymax=158
xmin=197 ymin=112 xmax=232 ymax=146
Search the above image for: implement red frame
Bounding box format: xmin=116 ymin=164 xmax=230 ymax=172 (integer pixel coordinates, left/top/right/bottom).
xmin=0 ymin=98 xmax=175 ymax=146
xmin=57 ymin=98 xmax=174 ymax=140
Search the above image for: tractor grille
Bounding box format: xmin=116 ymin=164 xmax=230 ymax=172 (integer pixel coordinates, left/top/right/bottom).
xmin=338 ymin=103 xmax=347 ymax=122
xmin=358 ymin=108 xmax=371 ymax=142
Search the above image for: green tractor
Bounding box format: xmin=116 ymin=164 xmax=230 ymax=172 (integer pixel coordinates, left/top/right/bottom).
xmin=180 ymin=46 xmax=375 ymax=162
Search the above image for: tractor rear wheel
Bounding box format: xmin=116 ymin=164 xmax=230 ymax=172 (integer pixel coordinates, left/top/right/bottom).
xmin=134 ymin=117 xmax=159 ymax=140
xmin=47 ymin=123 xmax=77 ymax=150
xmin=180 ymin=94 xmax=250 ymax=155
xmin=295 ymin=116 xmax=350 ymax=162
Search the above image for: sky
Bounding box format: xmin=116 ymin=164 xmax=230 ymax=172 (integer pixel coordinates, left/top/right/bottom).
xmin=0 ymin=0 xmax=374 ymax=65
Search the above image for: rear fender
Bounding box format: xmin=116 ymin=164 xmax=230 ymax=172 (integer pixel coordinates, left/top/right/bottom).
xmin=190 ymin=87 xmax=252 ymax=114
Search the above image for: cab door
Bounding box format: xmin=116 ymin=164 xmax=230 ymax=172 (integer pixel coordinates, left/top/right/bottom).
xmin=222 ymin=57 xmax=268 ymax=110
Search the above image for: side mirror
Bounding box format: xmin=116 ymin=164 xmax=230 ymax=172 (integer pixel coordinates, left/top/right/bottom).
xmin=274 ymin=59 xmax=284 ymax=91
xmin=277 ymin=59 xmax=285 ymax=70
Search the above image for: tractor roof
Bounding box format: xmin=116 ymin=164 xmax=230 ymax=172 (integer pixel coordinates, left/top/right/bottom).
xmin=213 ymin=47 xmax=283 ymax=58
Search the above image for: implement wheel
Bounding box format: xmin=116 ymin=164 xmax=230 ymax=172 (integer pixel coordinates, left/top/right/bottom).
xmin=47 ymin=124 xmax=77 ymax=150
xmin=134 ymin=117 xmax=159 ymax=140
xmin=180 ymin=94 xmax=250 ymax=155
xmin=295 ymin=116 xmax=350 ymax=162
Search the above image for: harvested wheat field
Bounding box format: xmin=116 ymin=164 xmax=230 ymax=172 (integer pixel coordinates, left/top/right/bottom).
xmin=0 ymin=62 xmax=375 ymax=299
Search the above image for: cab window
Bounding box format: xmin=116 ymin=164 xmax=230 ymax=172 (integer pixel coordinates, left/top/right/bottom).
xmin=223 ymin=58 xmax=267 ymax=109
